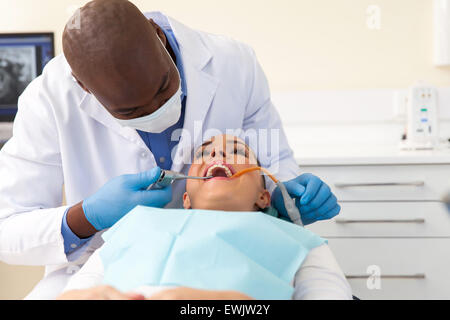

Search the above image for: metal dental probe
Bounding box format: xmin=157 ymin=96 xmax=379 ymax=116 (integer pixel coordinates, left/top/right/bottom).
xmin=147 ymin=168 xmax=304 ymax=227
xmin=147 ymin=169 xmax=214 ymax=190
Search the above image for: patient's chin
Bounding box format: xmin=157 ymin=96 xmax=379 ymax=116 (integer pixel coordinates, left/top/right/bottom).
xmin=194 ymin=202 xmax=249 ymax=212
xmin=193 ymin=179 xmax=256 ymax=211
xmin=195 ymin=194 xmax=257 ymax=212
xmin=192 ymin=193 xmax=245 ymax=211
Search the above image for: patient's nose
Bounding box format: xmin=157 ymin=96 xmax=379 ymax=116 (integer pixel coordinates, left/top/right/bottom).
xmin=210 ymin=147 xmax=226 ymax=159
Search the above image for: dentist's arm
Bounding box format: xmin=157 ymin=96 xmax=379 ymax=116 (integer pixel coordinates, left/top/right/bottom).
xmin=66 ymin=167 xmax=171 ymax=237
xmin=0 ymin=76 xmax=70 ymax=265
xmin=0 ymin=74 xmax=171 ymax=266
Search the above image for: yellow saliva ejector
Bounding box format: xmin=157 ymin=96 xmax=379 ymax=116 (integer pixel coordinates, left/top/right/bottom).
xmin=147 ymin=167 xmax=303 ymax=227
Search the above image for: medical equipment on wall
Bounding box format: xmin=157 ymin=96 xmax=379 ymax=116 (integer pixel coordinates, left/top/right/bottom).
xmin=148 ymin=167 xmax=304 ymax=227
xmin=434 ymin=0 xmax=450 ymax=66
xmin=401 ymin=83 xmax=439 ymax=150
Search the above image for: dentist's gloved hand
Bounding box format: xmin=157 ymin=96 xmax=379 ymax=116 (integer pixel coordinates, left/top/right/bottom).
xmin=272 ymin=173 xmax=340 ymax=225
xmin=82 ymin=167 xmax=172 ymax=231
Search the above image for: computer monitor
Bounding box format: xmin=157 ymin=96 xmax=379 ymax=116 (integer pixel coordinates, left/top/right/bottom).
xmin=0 ymin=32 xmax=55 ymax=122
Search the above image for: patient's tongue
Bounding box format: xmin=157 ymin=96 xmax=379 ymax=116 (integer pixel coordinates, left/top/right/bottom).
xmin=212 ymin=167 xmax=228 ymax=177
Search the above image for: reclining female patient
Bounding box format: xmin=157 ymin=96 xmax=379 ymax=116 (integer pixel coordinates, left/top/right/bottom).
xmin=60 ymin=134 xmax=352 ymax=300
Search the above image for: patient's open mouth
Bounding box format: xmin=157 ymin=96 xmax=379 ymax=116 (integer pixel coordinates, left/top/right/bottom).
xmin=203 ymin=162 xmax=235 ymax=179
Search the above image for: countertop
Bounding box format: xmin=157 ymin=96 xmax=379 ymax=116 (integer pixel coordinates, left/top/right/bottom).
xmin=295 ymin=143 xmax=450 ymax=166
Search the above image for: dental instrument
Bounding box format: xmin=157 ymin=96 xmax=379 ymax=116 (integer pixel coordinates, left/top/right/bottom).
xmin=148 ymin=167 xmax=304 ymax=227
xmin=146 ymin=169 xmax=213 ymax=190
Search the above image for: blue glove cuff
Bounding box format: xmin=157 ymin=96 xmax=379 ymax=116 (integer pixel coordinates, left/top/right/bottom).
xmin=82 ymin=200 xmax=102 ymax=231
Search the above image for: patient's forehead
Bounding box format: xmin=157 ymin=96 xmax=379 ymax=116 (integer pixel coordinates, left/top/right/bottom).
xmin=198 ymin=134 xmax=255 ymax=154
xmin=194 ymin=134 xmax=258 ymax=164
xmin=200 ymin=134 xmax=246 ymax=147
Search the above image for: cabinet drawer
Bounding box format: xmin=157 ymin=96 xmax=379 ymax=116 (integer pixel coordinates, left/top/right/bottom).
xmin=327 ymin=238 xmax=450 ymax=299
xmin=307 ymin=202 xmax=450 ymax=237
xmin=303 ymin=164 xmax=450 ymax=201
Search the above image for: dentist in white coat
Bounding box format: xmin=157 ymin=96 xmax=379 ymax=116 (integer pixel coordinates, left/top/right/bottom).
xmin=0 ymin=0 xmax=340 ymax=299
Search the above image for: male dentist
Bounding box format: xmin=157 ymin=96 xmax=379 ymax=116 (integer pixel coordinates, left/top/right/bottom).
xmin=0 ymin=0 xmax=340 ymax=299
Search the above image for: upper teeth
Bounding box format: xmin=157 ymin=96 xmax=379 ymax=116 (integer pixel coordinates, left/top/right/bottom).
xmin=206 ymin=164 xmax=232 ymax=177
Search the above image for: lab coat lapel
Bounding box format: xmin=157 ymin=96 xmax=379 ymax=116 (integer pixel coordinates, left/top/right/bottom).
xmin=167 ymin=15 xmax=219 ymax=173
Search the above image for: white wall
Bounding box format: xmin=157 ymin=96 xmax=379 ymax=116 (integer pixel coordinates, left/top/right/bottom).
xmin=0 ymin=0 xmax=449 ymax=299
xmin=0 ymin=0 xmax=448 ymax=91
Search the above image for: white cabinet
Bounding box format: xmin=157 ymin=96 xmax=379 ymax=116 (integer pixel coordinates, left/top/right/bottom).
xmin=308 ymin=202 xmax=450 ymax=237
xmin=327 ymin=239 xmax=450 ymax=300
xmin=301 ymin=162 xmax=450 ymax=299
xmin=310 ymin=164 xmax=449 ymax=201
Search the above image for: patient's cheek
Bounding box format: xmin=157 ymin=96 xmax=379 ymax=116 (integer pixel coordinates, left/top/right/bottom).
xmin=187 ymin=164 xmax=201 ymax=176
xmin=185 ymin=180 xmax=198 ymax=199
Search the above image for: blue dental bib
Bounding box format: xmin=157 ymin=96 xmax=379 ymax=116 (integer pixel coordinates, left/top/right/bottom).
xmin=99 ymin=206 xmax=326 ymax=299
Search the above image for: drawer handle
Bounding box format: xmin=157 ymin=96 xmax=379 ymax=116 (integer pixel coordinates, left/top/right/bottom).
xmin=346 ymin=273 xmax=425 ymax=279
xmin=335 ymin=181 xmax=425 ymax=188
xmin=335 ymin=218 xmax=425 ymax=224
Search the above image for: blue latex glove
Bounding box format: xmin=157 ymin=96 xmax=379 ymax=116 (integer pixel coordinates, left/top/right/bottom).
xmin=82 ymin=167 xmax=172 ymax=231
xmin=272 ymin=173 xmax=340 ymax=225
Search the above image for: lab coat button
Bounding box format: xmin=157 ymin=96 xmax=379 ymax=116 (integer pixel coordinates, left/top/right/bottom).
xmin=141 ymin=152 xmax=148 ymax=158
xmin=70 ymin=243 xmax=77 ymax=249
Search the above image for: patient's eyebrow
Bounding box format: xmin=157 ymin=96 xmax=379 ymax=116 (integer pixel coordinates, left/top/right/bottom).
xmin=229 ymin=139 xmax=253 ymax=160
xmin=193 ymin=140 xmax=213 ymax=159
xmin=227 ymin=139 xmax=248 ymax=149
xmin=198 ymin=138 xmax=247 ymax=149
xmin=195 ymin=137 xmax=253 ymax=157
xmin=200 ymin=140 xmax=213 ymax=148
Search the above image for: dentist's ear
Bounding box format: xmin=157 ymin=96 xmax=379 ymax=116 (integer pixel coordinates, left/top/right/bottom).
xmin=255 ymin=190 xmax=271 ymax=210
xmin=183 ymin=192 xmax=192 ymax=209
xmin=148 ymin=18 xmax=167 ymax=47
xmin=71 ymin=73 xmax=90 ymax=93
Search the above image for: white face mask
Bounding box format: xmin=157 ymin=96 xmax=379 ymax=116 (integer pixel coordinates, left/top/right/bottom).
xmin=115 ymin=37 xmax=182 ymax=134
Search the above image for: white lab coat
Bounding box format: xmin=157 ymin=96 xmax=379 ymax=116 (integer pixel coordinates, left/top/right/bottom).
xmin=0 ymin=12 xmax=300 ymax=299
